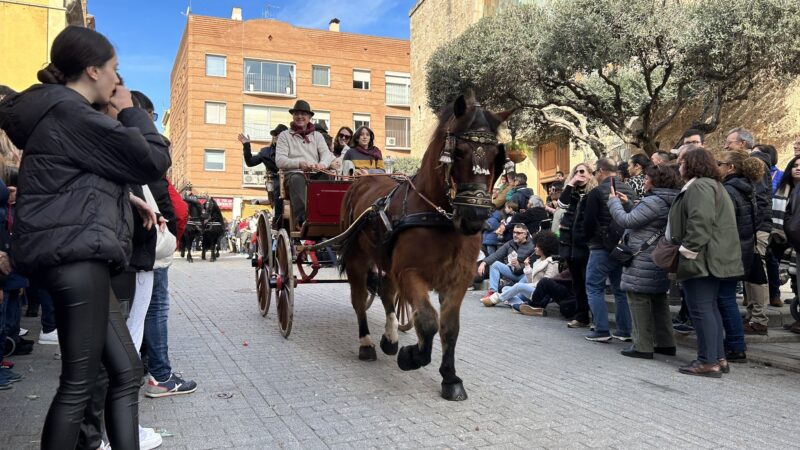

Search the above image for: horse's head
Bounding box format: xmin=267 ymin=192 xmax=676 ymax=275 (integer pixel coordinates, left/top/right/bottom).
xmin=435 ymin=94 xmax=515 ymax=235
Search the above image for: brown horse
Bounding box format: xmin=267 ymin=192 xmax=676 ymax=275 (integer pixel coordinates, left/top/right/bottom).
xmin=338 ymin=94 xmax=513 ymax=400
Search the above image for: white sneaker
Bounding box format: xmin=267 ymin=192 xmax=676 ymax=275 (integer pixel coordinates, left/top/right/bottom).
xmin=98 ymin=441 xmax=111 ymax=450
xmin=19 ymin=328 xmax=28 ymax=337
xmin=39 ymin=329 xmax=59 ymax=345
xmin=139 ymin=426 xmax=163 ymax=450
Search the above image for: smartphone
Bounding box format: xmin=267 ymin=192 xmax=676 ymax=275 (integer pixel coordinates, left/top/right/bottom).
xmin=610 ymin=176 xmax=616 ymax=192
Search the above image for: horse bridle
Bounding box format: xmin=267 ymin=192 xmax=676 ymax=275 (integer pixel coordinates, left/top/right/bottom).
xmin=439 ymin=127 xmax=499 ymax=213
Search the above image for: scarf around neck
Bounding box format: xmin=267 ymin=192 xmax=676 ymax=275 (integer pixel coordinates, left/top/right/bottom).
xmin=354 ymin=144 xmax=382 ymax=160
xmin=290 ymin=122 xmax=316 ymax=143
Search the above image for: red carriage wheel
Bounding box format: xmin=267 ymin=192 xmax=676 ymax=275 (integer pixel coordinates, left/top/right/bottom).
xmin=275 ymin=228 xmax=294 ymax=338
xmin=396 ymin=297 xmax=413 ymax=332
xmin=255 ymin=213 xmax=273 ymax=317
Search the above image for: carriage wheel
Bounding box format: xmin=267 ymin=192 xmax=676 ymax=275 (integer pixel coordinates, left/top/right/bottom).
xmin=791 ymin=296 xmax=800 ymax=322
xmin=396 ymin=297 xmax=413 ymax=332
xmin=255 ymin=213 xmax=274 ymax=317
xmin=275 ymin=229 xmax=294 ymax=338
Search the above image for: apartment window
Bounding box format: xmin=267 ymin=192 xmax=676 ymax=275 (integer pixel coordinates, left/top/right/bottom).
xmin=385 ymin=117 xmax=411 ymax=149
xmin=313 ymin=111 xmax=331 ymax=131
xmin=244 ymin=59 xmax=295 ymax=95
xmin=205 ymin=55 xmax=226 ymax=77
xmin=204 ymin=149 xmax=225 ymax=171
xmin=353 ymin=113 xmax=371 ymax=130
xmin=204 ymin=102 xmax=226 ymax=125
xmin=353 ymin=69 xmax=371 ymax=90
xmin=312 ymin=65 xmax=330 ymax=86
xmin=385 ymin=73 xmax=411 ymax=106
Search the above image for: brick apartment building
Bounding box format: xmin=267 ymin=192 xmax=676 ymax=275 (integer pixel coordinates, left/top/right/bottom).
xmin=168 ymin=8 xmax=411 ymax=219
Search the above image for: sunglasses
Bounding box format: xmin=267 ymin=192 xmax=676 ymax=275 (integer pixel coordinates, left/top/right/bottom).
xmin=512 ymin=231 xmax=527 ymax=235
xmin=576 ymin=169 xmax=586 ymax=174
xmin=338 ymin=134 xmax=351 ymax=139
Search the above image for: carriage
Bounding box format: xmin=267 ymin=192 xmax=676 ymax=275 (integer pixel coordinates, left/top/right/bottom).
xmin=250 ymin=171 xmax=414 ymax=338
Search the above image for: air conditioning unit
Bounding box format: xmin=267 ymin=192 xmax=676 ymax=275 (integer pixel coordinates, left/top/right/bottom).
xmin=386 ymin=137 xmax=397 ymax=146
xmin=244 ymin=175 xmax=254 ymax=183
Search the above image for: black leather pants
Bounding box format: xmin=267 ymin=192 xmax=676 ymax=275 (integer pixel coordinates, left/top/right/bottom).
xmin=41 ymin=261 xmax=141 ymax=450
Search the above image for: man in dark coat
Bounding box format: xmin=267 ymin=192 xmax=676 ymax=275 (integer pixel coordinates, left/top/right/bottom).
xmin=583 ymin=158 xmax=637 ymax=342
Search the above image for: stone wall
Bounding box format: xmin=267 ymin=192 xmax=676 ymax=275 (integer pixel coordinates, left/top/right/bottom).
xmin=409 ymin=0 xmax=484 ymax=158
xmin=654 ymin=79 xmax=800 ymax=167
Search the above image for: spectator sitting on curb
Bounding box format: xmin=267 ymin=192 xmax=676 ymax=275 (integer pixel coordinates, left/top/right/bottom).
xmin=478 ymin=224 xmax=536 ymax=306
xmin=485 ymin=231 xmax=560 ymax=308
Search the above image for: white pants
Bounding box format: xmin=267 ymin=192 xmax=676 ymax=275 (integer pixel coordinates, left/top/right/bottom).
xmin=126 ymin=271 xmax=154 ymax=352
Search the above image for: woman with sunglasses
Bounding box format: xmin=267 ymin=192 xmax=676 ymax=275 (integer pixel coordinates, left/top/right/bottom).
xmin=715 ymin=151 xmax=766 ymax=368
xmin=558 ymin=163 xmax=597 ymax=328
xmin=780 ymin=156 xmax=800 ymax=333
xmin=332 ymin=126 xmax=353 ymax=175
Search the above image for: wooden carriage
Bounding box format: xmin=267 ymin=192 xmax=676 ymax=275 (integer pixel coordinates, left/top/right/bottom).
xmin=251 ymin=171 xmax=413 ymax=338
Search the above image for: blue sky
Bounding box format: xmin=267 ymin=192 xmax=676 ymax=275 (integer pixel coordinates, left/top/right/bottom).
xmin=92 ymin=0 xmax=417 ymax=129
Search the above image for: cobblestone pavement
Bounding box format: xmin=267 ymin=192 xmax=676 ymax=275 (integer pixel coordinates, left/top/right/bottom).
xmin=3 ymin=253 xmax=800 ymax=449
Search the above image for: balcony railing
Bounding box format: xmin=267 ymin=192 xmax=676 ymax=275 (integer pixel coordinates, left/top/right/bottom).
xmin=244 ymin=74 xmax=294 ymax=95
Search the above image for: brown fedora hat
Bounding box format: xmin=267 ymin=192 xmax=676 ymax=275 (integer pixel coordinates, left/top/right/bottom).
xmin=288 ymin=100 xmax=314 ymax=117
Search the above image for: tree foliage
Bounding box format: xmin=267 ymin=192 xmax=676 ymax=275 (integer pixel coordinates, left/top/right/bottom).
xmin=426 ymin=0 xmax=800 ymax=156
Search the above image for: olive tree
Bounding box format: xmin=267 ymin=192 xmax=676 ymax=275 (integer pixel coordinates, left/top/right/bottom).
xmin=426 ymin=0 xmax=800 ymax=156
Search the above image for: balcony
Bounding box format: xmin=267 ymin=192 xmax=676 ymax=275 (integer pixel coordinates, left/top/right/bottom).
xmin=244 ymin=74 xmax=294 ymax=96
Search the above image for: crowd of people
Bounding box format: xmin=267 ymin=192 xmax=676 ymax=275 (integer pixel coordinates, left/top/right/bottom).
xmin=477 ymin=127 xmax=800 ymax=378
xmin=0 ymin=27 xmax=198 ymax=450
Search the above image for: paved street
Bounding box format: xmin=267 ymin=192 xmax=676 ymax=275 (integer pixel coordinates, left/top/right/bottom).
xmin=4 ymin=253 xmax=800 ymax=449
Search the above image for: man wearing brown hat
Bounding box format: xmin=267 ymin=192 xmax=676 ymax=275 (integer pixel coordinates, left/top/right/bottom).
xmin=276 ymin=100 xmax=335 ymax=226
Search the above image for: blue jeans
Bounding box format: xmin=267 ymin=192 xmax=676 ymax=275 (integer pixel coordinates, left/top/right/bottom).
xmin=586 ymin=249 xmax=631 ymax=334
xmin=684 ymin=276 xmax=724 ymax=363
xmin=499 ymin=280 xmax=536 ymax=307
xmin=29 ymin=281 xmax=56 ymax=333
xmin=0 ymin=292 xmax=6 ymax=364
xmin=717 ymin=279 xmax=746 ymax=353
xmin=489 ymin=261 xmax=525 ymax=292
xmin=3 ymin=289 xmax=21 ymax=343
xmin=766 ymin=246 xmax=782 ymax=300
xmin=144 ymin=267 xmax=172 ymax=381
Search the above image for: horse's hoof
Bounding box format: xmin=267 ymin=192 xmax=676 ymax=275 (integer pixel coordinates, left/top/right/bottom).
xmin=380 ymin=335 xmax=398 ymax=355
xmin=397 ymin=345 xmax=421 ymax=371
xmin=358 ymin=345 xmax=377 ymax=361
xmin=441 ymin=382 xmax=468 ymax=401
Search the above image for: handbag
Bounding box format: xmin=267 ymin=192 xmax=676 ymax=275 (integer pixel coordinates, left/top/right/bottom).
xmin=612 ymin=230 xmax=663 ymax=267
xmin=142 ymin=185 xmax=177 ymax=261
xmin=651 ymin=236 xmax=680 ymax=273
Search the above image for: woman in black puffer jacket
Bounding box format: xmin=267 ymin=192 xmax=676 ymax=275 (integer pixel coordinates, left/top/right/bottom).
xmin=558 ymin=162 xmax=597 ymax=328
xmin=717 ymin=151 xmax=765 ymax=365
xmin=0 ymin=27 xmax=170 ymax=450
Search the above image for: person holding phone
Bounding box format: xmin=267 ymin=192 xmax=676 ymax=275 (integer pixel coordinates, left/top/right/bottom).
xmin=558 ymin=163 xmax=596 ymax=328
xmin=582 ymin=158 xmax=637 ymax=342
xmin=478 ymin=224 xmax=536 ymax=306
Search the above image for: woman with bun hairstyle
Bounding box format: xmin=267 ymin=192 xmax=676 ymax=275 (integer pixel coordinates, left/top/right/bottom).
xmin=716 ymin=151 xmax=766 ymax=367
xmin=0 ymin=26 xmax=170 ymax=449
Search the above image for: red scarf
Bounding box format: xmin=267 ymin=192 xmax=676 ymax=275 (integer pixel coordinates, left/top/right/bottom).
xmin=290 ymin=122 xmax=316 ymax=143
xmin=354 ymin=144 xmax=382 ymax=160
